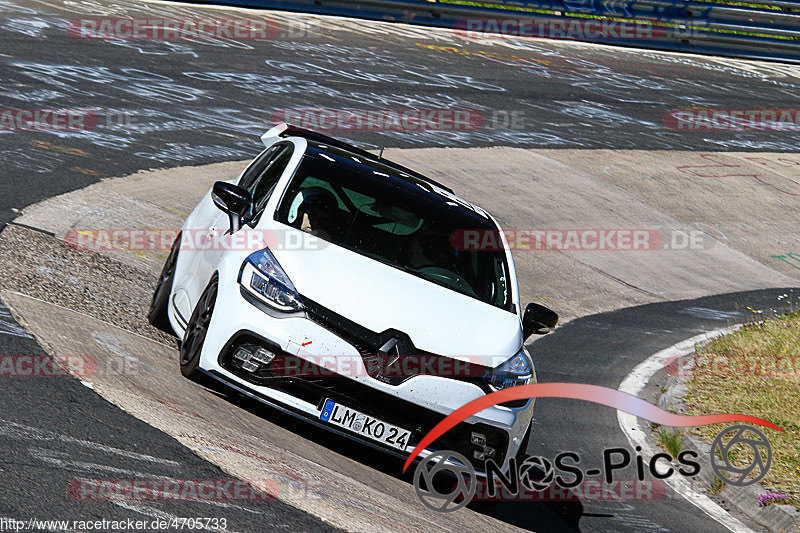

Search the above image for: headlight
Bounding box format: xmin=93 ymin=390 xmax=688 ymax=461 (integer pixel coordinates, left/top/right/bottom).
xmin=239 ymin=248 xmax=304 ymax=312
xmin=485 ymin=348 xmax=533 ymax=391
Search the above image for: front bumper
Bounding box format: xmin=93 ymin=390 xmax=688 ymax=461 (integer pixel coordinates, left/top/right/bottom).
xmin=194 ymin=267 xmax=535 ymax=473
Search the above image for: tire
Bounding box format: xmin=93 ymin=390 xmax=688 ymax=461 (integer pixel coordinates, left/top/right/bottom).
xmin=148 ymin=232 xmax=181 ymax=334
xmin=180 ymin=277 xmax=218 ymax=384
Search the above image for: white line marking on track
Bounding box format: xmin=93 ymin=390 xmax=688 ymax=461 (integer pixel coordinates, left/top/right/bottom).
xmin=32 ymin=448 xmax=178 ymax=479
xmin=109 ymin=500 xmax=243 ymax=532
xmin=617 ymin=327 xmax=755 ymax=533
xmin=0 ymin=304 xmax=33 ymax=338
xmin=30 ymin=448 xmax=267 ymax=516
xmin=0 ymin=418 xmax=181 ymax=466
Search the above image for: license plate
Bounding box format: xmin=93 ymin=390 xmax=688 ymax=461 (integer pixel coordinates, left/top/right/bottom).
xmin=319 ymin=399 xmax=410 ymax=451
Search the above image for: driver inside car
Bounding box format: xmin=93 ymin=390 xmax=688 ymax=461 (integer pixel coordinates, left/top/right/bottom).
xmin=296 ymin=187 xmax=338 ymax=240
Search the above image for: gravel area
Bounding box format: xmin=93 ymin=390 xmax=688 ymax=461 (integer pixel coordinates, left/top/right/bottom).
xmin=0 ymin=224 xmax=177 ymax=346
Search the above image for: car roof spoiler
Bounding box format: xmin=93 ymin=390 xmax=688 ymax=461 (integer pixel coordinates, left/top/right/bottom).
xmin=260 ymin=122 xmax=454 ymax=194
xmin=260 ymin=122 xmax=291 ymax=146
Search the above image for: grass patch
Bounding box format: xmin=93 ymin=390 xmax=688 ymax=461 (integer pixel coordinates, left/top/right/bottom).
xmin=684 ymin=309 xmax=800 ymax=508
xmin=710 ymin=476 xmax=726 ymax=496
xmin=658 ymin=429 xmax=683 ymax=458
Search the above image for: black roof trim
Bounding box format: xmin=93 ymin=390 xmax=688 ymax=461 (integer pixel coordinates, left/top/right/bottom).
xmin=279 ymin=124 xmax=454 ymax=194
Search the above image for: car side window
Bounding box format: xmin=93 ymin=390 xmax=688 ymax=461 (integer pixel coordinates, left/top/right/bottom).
xmin=250 ymin=144 xmax=293 ymax=221
xmin=239 ymin=143 xmax=294 ymax=226
xmin=238 ymin=145 xmax=280 ymax=191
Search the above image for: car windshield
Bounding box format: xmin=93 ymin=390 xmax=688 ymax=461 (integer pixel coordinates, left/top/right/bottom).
xmin=275 ymin=148 xmax=512 ymax=311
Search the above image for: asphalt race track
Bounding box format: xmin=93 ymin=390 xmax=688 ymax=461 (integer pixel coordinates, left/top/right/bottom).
xmin=1 ymin=0 xmax=799 ymax=531
xmin=2 ymin=0 xmax=800 ymax=227
xmin=513 ymin=288 xmax=795 ymax=532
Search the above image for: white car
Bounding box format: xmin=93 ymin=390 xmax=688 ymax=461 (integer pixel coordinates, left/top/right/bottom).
xmin=148 ymin=123 xmax=558 ymax=474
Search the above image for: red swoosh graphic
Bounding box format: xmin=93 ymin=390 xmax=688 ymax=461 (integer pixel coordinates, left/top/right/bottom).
xmin=402 ymin=383 xmax=782 ymax=473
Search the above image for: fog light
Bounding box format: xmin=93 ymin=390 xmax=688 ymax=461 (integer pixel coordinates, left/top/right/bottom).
xmin=471 ymin=432 xmax=487 ymax=447
xmin=473 ymin=450 xmax=486 ymax=461
xmin=251 ymin=347 xmax=275 ymax=365
xmin=484 ymin=446 xmax=495 ymax=458
xmin=240 ymin=360 xmax=259 ymax=372
xmin=233 ymin=347 xmax=252 ymax=361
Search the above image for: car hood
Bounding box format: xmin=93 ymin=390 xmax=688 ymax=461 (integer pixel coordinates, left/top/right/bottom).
xmin=271 ymin=233 xmax=521 ymax=368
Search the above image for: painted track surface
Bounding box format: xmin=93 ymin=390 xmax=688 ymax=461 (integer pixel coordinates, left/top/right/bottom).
xmin=0 ymin=0 xmax=799 ymax=531
xmin=3 ymin=0 xmax=800 ymax=228
xmin=0 ymin=325 xmax=341 ymax=532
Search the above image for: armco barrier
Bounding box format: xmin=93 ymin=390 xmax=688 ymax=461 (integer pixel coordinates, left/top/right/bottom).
xmin=185 ymin=0 xmax=800 ymax=63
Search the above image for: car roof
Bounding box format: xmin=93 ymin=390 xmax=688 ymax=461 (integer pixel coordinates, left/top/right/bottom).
xmin=304 ymin=140 xmax=443 ymax=192
xmin=299 ymin=141 xmax=493 ymax=220
xmin=274 ymin=124 xmax=454 ymax=194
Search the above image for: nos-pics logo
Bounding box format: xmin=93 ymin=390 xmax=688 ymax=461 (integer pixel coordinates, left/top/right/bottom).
xmin=413 ymin=425 xmax=773 ymax=512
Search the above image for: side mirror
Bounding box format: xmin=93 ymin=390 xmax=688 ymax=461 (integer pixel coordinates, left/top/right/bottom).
xmin=212 ymin=181 xmax=252 ymax=233
xmin=522 ymin=303 xmax=559 ymax=339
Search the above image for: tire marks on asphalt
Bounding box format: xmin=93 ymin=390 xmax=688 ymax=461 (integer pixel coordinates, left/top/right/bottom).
xmin=0 ymin=417 xmax=180 ymax=466
xmin=0 ymin=417 xmax=329 ymax=531
xmin=0 ymin=304 xmax=32 ymax=339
